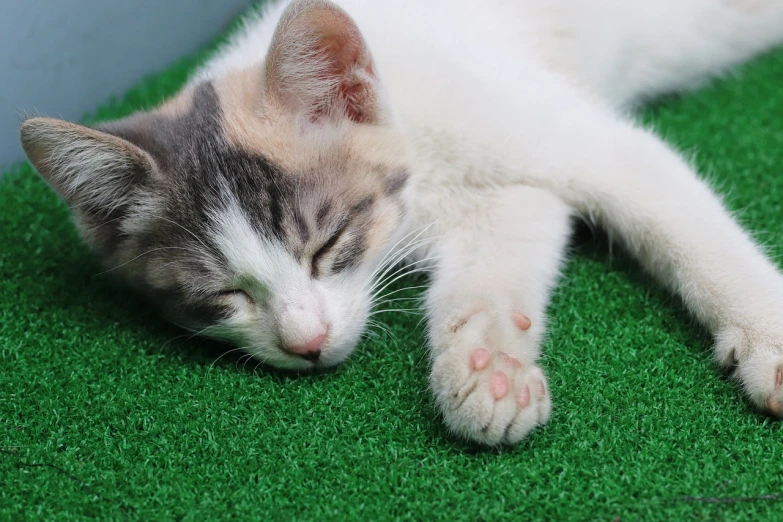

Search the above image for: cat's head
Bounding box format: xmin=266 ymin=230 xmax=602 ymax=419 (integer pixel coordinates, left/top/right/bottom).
xmin=20 ymin=0 xmax=411 ymax=370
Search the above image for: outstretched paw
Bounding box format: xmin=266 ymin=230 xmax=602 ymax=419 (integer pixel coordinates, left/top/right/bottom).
xmin=431 ymin=310 xmax=550 ymax=445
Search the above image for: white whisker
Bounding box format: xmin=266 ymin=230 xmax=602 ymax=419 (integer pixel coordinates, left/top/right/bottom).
xmin=372 ymin=296 xmax=424 ymax=308
xmin=366 ymin=319 xmax=398 ymax=341
xmin=92 ymin=246 xmax=197 ymax=276
xmin=365 ymin=234 xmax=442 ymax=289
xmin=372 ymin=284 xmax=429 ymax=303
xmin=369 ymin=307 xmax=422 ymax=317
xmin=209 ymin=346 xmax=248 ymax=370
xmin=360 ymin=222 xmax=442 ymax=293
xmin=369 ymin=255 xmax=442 ymax=295
xmin=369 ymin=220 xmax=439 ymax=277
xmin=371 ymin=265 xmax=438 ymax=302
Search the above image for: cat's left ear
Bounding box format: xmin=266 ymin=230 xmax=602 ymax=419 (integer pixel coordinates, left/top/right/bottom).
xmin=264 ymin=0 xmax=384 ymax=124
xmin=20 ymin=117 xmax=157 ymax=253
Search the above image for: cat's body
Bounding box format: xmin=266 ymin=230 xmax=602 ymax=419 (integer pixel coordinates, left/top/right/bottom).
xmin=20 ymin=0 xmax=783 ymax=445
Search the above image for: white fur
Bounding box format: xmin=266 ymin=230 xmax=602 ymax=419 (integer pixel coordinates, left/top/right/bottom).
xmin=208 ymin=200 xmax=370 ymax=370
xmin=194 ymin=0 xmax=783 ymax=443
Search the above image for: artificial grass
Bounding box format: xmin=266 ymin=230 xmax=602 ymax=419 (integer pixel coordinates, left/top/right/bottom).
xmin=2 ymin=10 xmax=783 ymax=521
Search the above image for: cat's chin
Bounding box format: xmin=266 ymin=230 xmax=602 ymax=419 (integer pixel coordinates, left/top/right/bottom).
xmin=246 ymin=345 xmax=356 ymax=373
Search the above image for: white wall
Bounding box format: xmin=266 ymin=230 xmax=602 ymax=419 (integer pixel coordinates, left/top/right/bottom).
xmin=0 ymin=0 xmax=250 ymax=167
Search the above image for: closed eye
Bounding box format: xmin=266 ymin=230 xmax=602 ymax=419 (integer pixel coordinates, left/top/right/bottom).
xmin=218 ymin=289 xmax=253 ymax=303
xmin=311 ymin=221 xmax=350 ymax=278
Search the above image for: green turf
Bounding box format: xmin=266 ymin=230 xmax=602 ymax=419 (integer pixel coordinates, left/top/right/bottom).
xmin=3 ymin=11 xmax=783 ymax=521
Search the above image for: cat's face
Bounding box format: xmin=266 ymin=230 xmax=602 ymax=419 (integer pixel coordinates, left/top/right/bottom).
xmin=20 ymin=0 xmax=411 ymax=370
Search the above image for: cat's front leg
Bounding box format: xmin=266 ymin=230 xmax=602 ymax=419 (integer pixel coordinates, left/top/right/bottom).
xmin=418 ymin=186 xmax=572 ymax=444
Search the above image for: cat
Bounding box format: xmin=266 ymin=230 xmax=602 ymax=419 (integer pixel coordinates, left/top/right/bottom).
xmin=19 ymin=0 xmax=783 ymax=445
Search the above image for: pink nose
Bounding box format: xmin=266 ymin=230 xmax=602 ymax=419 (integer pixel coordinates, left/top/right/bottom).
xmin=282 ymin=332 xmax=327 ymax=362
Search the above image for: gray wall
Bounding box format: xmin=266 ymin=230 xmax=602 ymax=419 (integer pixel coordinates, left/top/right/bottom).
xmin=0 ymin=0 xmax=251 ymax=168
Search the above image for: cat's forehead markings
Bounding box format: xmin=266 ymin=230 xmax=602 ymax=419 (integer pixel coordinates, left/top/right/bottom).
xmin=351 ymin=195 xmax=376 ymax=216
xmin=384 ymin=168 xmax=410 ymax=197
xmin=100 ymin=81 xmax=223 ymax=171
xmin=211 ymin=68 xmax=405 ymax=178
xmin=293 ymin=209 xmax=311 ymax=243
xmin=211 ymin=67 xmax=299 ymax=168
xmin=316 ymin=200 xmax=333 ymax=229
xmin=104 ymin=81 xmax=316 ymax=255
xmin=105 ymin=79 xmax=408 ymax=254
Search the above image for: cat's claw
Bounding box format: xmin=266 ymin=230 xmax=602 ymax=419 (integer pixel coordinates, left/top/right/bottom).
xmin=431 ymin=310 xmax=550 ymax=445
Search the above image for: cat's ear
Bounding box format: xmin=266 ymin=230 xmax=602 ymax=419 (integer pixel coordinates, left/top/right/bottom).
xmin=264 ymin=0 xmax=383 ymax=124
xmin=20 ymin=117 xmax=156 ymax=251
xmin=21 ymin=117 xmax=155 ymax=214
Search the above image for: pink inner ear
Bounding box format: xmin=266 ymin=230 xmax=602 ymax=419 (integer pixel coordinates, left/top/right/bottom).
xmin=267 ymin=3 xmax=379 ymax=124
xmin=313 ymin=11 xmax=363 ymax=74
xmin=309 ymin=9 xmax=377 ymax=123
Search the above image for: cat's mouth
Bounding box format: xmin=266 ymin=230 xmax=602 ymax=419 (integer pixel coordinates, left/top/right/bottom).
xmin=269 ymin=348 xmax=345 ymax=373
xmin=275 ymin=347 xmax=321 ymax=368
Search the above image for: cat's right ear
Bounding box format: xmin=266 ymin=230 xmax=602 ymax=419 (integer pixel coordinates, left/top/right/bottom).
xmin=20 ymin=117 xmax=155 ymax=216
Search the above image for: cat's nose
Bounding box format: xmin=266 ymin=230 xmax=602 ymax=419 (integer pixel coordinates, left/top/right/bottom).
xmin=282 ymin=331 xmax=327 ymax=362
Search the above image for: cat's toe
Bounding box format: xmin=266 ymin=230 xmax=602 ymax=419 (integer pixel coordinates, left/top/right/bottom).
xmin=432 ymin=347 xmax=550 ymax=445
xmin=504 ymin=364 xmax=551 ymax=442
xmin=475 ymin=362 xmax=550 ymax=445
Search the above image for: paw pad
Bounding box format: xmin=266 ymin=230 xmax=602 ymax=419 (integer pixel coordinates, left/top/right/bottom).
xmin=470 ymin=348 xmax=491 ymax=370
xmin=490 ymin=371 xmax=509 ymax=399
xmin=502 ymin=353 xmax=523 ymax=369
xmin=516 ymin=385 xmax=531 ymax=408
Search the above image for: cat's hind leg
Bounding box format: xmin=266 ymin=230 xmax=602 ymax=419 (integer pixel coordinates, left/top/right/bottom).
xmin=417 ymin=185 xmax=572 ymax=445
xmin=500 ymin=94 xmax=783 ymax=418
xmin=523 ymin=0 xmax=783 ymax=108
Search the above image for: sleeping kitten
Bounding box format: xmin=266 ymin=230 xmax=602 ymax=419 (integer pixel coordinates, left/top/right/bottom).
xmin=20 ymin=0 xmax=783 ymax=445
